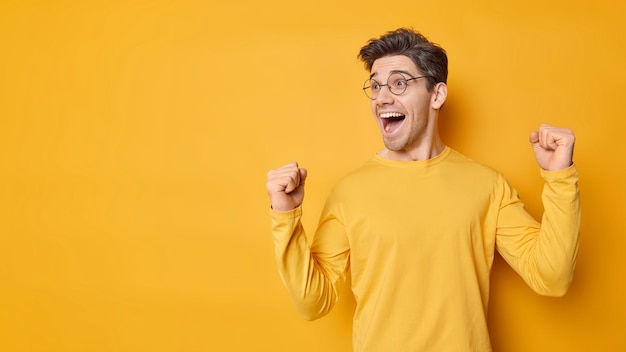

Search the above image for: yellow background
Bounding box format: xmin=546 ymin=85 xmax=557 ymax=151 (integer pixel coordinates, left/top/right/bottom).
xmin=1 ymin=0 xmax=625 ymax=351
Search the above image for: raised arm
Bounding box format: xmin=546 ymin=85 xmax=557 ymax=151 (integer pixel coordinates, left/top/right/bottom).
xmin=496 ymin=124 xmax=580 ymax=296
xmin=267 ymin=163 xmax=350 ymax=320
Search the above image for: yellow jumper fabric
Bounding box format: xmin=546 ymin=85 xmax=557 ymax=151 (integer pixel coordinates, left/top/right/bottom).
xmin=271 ymin=147 xmax=580 ymax=351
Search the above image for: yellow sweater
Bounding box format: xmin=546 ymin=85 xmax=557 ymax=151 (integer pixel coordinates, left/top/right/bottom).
xmin=271 ymin=147 xmax=580 ymax=351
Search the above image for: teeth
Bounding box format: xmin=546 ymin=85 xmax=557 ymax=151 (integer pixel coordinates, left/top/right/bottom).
xmin=380 ymin=112 xmax=404 ymax=118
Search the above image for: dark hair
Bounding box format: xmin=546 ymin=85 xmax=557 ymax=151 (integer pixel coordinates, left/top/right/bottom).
xmin=358 ymin=28 xmax=448 ymax=91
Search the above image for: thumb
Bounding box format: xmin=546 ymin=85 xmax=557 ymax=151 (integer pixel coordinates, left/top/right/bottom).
xmin=529 ymin=130 xmax=540 ymax=145
xmin=299 ymin=168 xmax=308 ymax=186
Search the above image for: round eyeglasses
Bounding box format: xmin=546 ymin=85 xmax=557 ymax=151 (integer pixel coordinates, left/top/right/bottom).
xmin=362 ymin=73 xmax=431 ymax=100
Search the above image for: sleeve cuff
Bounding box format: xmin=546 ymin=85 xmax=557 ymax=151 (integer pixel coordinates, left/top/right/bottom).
xmin=270 ymin=205 xmax=303 ymax=219
xmin=540 ymin=163 xmax=578 ymax=182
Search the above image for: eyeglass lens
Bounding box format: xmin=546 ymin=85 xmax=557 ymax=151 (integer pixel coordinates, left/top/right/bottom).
xmin=363 ymin=73 xmax=410 ymax=99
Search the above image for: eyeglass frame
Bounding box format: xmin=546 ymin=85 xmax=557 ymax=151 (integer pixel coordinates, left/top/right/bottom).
xmin=362 ymin=73 xmax=433 ymax=100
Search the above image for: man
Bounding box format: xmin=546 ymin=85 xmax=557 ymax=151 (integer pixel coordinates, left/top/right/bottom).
xmin=266 ymin=28 xmax=579 ymax=351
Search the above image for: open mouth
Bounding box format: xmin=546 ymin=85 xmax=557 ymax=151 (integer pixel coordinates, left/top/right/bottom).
xmin=380 ymin=112 xmax=406 ymax=133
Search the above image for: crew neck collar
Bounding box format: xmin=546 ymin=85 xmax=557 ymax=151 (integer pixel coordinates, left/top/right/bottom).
xmin=372 ymin=146 xmax=451 ymax=168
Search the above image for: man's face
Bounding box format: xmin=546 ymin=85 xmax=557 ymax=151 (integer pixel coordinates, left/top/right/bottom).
xmin=369 ymin=55 xmax=437 ymax=153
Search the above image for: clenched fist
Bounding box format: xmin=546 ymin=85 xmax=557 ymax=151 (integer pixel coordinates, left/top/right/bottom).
xmin=530 ymin=124 xmax=575 ymax=171
xmin=266 ymin=162 xmax=308 ymax=211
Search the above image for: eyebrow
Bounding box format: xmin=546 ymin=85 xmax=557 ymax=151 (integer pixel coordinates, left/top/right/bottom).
xmin=369 ymin=70 xmax=414 ymax=79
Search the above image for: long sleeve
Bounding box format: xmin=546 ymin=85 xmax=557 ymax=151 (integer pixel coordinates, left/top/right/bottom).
xmin=495 ymin=165 xmax=580 ymax=296
xmin=271 ymin=204 xmax=351 ymax=320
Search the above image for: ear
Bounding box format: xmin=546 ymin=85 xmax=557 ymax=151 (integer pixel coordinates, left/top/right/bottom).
xmin=431 ymin=82 xmax=448 ymax=110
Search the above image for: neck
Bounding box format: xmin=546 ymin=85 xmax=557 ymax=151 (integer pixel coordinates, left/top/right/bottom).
xmin=379 ymin=137 xmax=446 ymax=161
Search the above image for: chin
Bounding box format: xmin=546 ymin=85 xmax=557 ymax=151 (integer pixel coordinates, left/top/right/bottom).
xmin=382 ymin=139 xmax=406 ymax=152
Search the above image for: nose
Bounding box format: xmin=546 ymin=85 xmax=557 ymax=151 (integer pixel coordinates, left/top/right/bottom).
xmin=375 ymin=85 xmax=394 ymax=105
